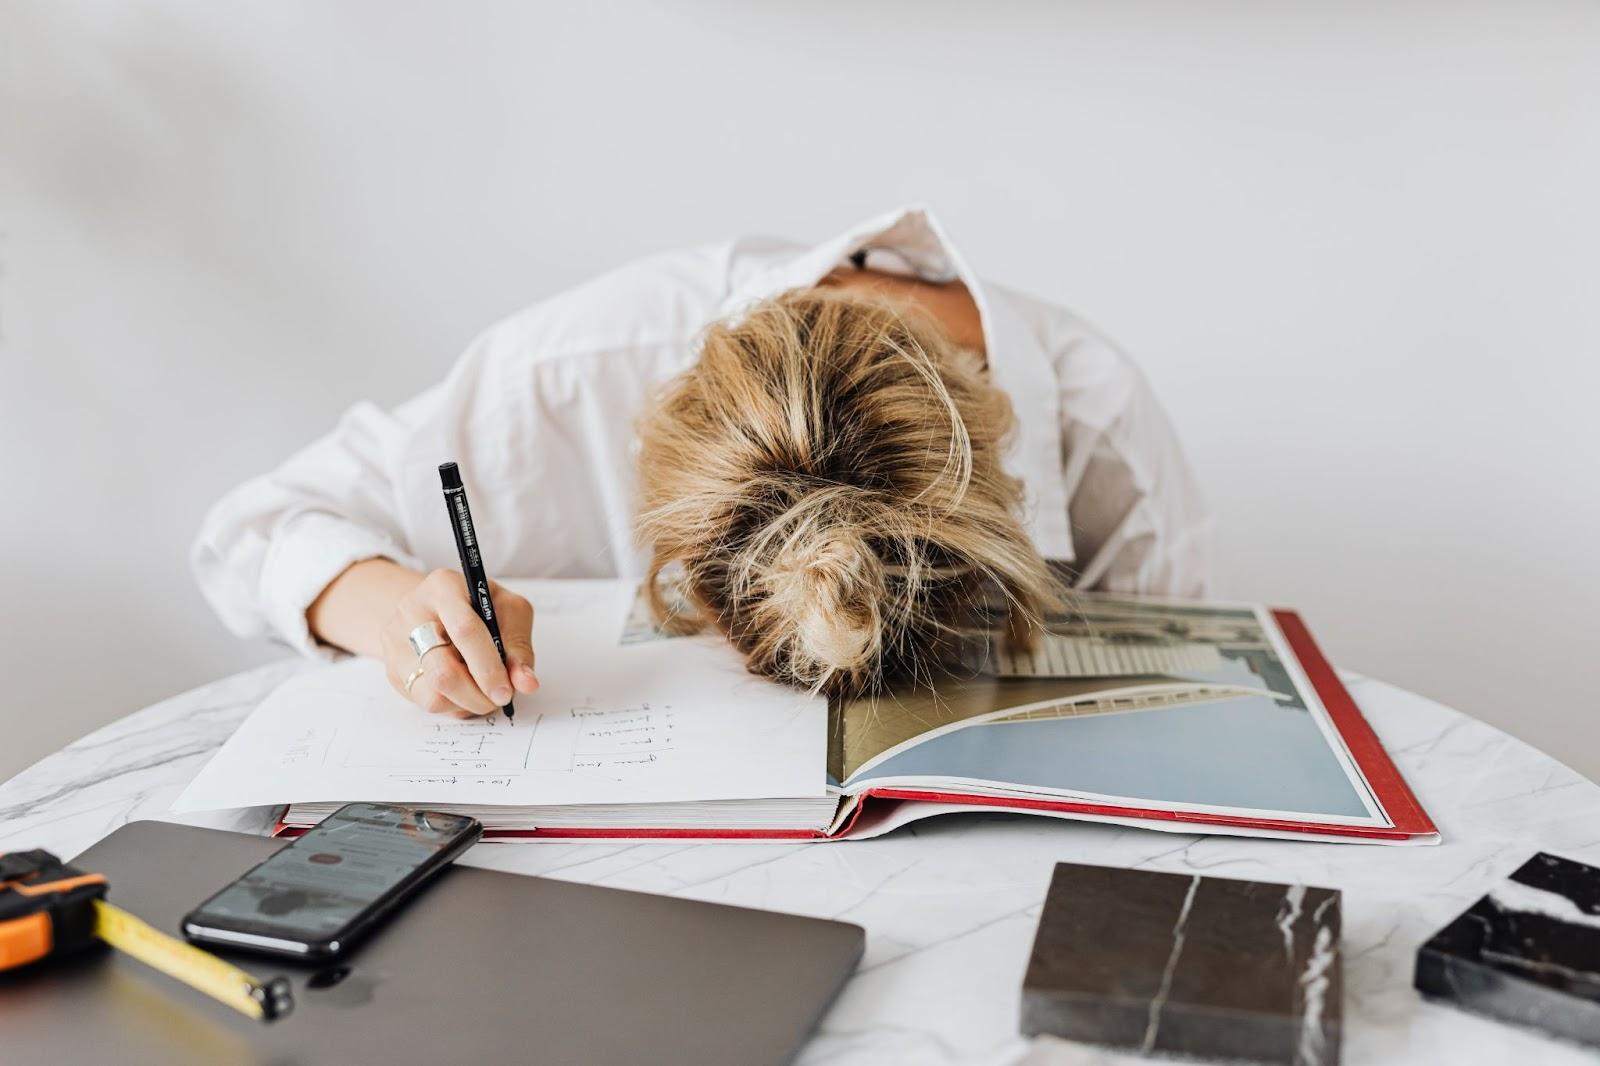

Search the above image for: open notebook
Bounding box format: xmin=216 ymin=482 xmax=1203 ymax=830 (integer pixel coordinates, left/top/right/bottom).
xmin=175 ymin=581 xmax=1437 ymax=845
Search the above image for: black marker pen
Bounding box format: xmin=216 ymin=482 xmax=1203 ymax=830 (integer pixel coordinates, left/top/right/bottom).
xmin=438 ymin=461 xmax=514 ymax=721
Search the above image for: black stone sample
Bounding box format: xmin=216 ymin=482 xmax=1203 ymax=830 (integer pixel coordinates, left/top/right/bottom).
xmin=1416 ymin=851 xmax=1600 ymax=1049
xmin=1021 ymin=862 xmax=1342 ymax=1065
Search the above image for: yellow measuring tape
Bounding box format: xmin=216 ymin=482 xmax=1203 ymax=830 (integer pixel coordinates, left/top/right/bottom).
xmin=92 ymin=899 xmax=293 ymax=1021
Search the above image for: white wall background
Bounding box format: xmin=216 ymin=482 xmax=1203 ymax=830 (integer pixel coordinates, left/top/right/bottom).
xmin=3 ymin=0 xmax=1597 ymax=784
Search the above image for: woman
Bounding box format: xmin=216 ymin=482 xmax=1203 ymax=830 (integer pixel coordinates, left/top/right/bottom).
xmin=194 ymin=208 xmax=1211 ymax=716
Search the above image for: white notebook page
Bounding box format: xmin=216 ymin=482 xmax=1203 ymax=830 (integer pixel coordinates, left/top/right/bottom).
xmin=175 ymin=580 xmax=825 ymax=812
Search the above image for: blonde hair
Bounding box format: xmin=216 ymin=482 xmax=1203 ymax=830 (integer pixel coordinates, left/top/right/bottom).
xmin=635 ymin=288 xmax=1061 ymax=694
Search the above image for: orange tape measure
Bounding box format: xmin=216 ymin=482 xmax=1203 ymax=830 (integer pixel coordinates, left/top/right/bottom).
xmin=0 ymin=848 xmax=292 ymax=1021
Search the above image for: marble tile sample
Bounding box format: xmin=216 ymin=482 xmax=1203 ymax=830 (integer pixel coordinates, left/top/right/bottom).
xmin=1021 ymin=862 xmax=1341 ymax=1065
xmin=1415 ymin=851 xmax=1600 ymax=1049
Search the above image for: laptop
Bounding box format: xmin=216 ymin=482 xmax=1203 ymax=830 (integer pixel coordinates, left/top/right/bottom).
xmin=0 ymin=821 xmax=864 ymax=1065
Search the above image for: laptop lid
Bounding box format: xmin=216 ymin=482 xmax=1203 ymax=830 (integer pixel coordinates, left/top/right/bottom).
xmin=0 ymin=821 xmax=863 ymax=1066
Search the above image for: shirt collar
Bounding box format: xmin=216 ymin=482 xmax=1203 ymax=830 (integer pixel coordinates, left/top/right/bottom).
xmin=720 ymin=206 xmax=1075 ymax=561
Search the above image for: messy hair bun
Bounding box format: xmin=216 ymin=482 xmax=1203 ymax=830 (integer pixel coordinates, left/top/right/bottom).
xmin=635 ymin=287 xmax=1061 ymax=694
xmin=757 ymin=508 xmax=885 ymax=678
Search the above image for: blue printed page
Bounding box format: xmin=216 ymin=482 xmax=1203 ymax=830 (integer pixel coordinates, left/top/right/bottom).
xmin=837 ymin=594 xmax=1386 ymax=827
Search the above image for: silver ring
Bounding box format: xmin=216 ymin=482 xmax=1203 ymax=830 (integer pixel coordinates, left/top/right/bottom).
xmin=407 ymin=621 xmax=451 ymax=662
xmin=404 ymin=664 xmax=428 ymax=695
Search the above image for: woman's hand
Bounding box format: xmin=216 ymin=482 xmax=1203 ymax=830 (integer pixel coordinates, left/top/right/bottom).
xmin=379 ymin=569 xmax=540 ymax=717
xmin=306 ymin=559 xmax=539 ymax=718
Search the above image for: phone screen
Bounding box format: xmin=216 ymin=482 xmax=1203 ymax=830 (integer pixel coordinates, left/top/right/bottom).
xmin=185 ymin=803 xmax=480 ymax=955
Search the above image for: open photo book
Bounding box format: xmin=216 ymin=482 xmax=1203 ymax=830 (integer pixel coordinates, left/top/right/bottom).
xmin=174 ymin=580 xmax=1438 ymax=845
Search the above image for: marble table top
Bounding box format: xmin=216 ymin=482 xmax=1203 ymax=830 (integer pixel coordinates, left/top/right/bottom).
xmin=2 ymin=660 xmax=1597 ymax=1066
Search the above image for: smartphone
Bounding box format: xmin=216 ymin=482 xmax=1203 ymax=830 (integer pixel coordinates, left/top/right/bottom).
xmin=182 ymin=802 xmax=481 ymax=960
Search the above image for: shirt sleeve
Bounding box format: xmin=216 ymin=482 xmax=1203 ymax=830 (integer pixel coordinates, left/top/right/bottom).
xmin=1044 ymin=310 xmax=1214 ymax=598
xmin=191 ymin=244 xmax=723 ymax=659
xmin=190 ymin=392 xmax=438 ymax=660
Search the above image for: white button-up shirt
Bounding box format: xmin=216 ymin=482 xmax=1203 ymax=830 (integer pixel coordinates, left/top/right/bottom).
xmin=193 ymin=207 xmax=1212 ymax=658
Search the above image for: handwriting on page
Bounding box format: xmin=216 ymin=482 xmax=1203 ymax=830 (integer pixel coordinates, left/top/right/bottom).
xmin=342 ymin=709 xmax=536 ymax=773
xmin=279 ymin=727 xmax=335 ymax=768
xmin=528 ymin=702 xmax=677 ymax=773
xmin=322 ymin=700 xmax=678 ymax=785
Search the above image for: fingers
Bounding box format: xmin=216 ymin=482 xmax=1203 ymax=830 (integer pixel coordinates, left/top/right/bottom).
xmin=390 ymin=652 xmax=478 ymax=719
xmin=492 ymin=584 xmax=539 ymax=693
xmin=419 ymin=568 xmax=510 ymax=710
xmin=436 ymin=598 xmax=513 ymax=707
xmin=506 ymin=653 xmax=539 ymax=694
xmin=387 ymin=631 xmax=489 ymax=718
xmin=385 ymin=569 xmax=537 ymax=716
xmin=421 ymin=646 xmax=500 ymax=716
